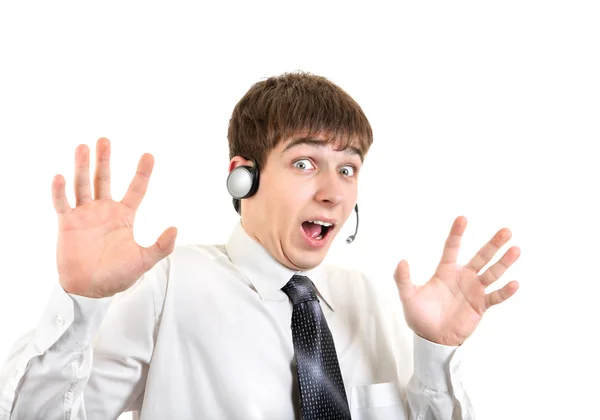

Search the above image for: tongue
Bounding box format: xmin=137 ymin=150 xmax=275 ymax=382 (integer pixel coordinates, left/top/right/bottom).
xmin=302 ymin=222 xmax=322 ymax=239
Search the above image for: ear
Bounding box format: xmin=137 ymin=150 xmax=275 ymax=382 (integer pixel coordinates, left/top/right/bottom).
xmin=228 ymin=156 xmax=255 ymax=173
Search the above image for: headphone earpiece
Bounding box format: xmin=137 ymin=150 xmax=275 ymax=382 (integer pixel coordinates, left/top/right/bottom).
xmin=227 ymin=160 xmax=260 ymax=214
xmin=226 ymin=164 xmax=259 ymax=199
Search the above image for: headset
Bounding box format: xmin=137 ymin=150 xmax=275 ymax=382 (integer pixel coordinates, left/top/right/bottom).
xmin=226 ymin=159 xmax=260 ymax=215
xmin=226 ymin=160 xmax=359 ymax=243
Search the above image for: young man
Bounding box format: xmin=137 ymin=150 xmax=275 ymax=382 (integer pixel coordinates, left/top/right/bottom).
xmin=0 ymin=72 xmax=519 ymax=419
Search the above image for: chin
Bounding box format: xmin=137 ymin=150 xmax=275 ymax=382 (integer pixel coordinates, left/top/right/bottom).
xmin=290 ymin=256 xmax=324 ymax=271
xmin=285 ymin=247 xmax=328 ymax=271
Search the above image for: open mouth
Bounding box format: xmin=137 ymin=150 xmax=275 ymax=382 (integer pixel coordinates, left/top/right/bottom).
xmin=301 ymin=220 xmax=335 ymax=241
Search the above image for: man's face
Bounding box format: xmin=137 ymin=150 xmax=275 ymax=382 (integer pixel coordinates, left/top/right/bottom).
xmin=234 ymin=135 xmax=363 ymax=271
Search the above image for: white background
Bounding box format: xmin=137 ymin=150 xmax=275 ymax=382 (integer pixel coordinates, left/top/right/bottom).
xmin=0 ymin=1 xmax=598 ymax=419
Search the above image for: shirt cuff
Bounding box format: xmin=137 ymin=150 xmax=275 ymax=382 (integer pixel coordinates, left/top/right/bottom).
xmin=31 ymin=283 xmax=113 ymax=355
xmin=413 ymin=333 xmax=462 ymax=392
xmin=66 ymin=290 xmax=114 ymax=348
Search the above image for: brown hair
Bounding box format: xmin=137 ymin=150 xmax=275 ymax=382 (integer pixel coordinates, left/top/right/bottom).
xmin=227 ymin=71 xmax=373 ymax=170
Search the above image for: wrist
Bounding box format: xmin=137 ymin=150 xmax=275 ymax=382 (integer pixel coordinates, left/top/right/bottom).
xmin=414 ymin=331 xmax=464 ymax=347
xmin=59 ymin=279 xmax=114 ymax=299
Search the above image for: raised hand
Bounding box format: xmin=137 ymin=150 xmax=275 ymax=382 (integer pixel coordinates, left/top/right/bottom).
xmin=52 ymin=138 xmax=177 ymax=299
xmin=393 ymin=216 xmax=520 ymax=346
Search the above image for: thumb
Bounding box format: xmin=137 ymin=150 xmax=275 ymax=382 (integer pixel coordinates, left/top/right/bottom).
xmin=144 ymin=226 xmax=178 ymax=268
xmin=394 ymin=259 xmax=415 ymax=301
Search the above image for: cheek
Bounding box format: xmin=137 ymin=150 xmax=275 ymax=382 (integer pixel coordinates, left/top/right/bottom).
xmin=343 ymin=187 xmax=358 ymax=216
xmin=256 ymin=180 xmax=292 ymax=217
xmin=269 ymin=174 xmax=312 ymax=204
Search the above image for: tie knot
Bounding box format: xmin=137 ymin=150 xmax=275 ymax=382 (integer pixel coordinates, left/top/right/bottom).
xmin=281 ymin=275 xmax=319 ymax=305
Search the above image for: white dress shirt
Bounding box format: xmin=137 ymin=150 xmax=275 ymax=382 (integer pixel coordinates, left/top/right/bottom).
xmin=0 ymin=221 xmax=475 ymax=419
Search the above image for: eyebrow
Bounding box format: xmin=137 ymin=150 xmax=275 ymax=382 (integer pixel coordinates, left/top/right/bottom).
xmin=281 ymin=137 xmax=364 ymax=162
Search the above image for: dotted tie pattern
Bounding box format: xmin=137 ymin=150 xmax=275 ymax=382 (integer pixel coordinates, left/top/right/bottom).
xmin=282 ymin=275 xmax=351 ymax=420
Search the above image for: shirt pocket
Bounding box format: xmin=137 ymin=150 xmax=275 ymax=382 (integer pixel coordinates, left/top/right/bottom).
xmin=349 ymin=381 xmax=408 ymax=420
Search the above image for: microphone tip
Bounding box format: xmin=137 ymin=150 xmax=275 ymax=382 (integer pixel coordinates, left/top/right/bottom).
xmin=346 ymin=236 xmax=354 ymax=244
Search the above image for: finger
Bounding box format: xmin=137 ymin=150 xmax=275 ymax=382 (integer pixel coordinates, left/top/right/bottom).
xmin=121 ymin=153 xmax=154 ymax=211
xmin=74 ymin=144 xmax=92 ymax=206
xmin=485 ymin=280 xmax=519 ymax=309
xmin=479 ymin=246 xmax=521 ymax=287
xmin=94 ymin=137 xmax=112 ymax=200
xmin=439 ymin=216 xmax=467 ymax=265
xmin=142 ymin=226 xmax=178 ymax=269
xmin=52 ymin=174 xmax=72 ymax=215
xmin=467 ymin=228 xmax=512 ymax=273
xmin=394 ymin=259 xmax=415 ymax=301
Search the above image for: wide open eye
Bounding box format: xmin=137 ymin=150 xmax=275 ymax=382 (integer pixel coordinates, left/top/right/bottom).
xmin=339 ymin=165 xmax=355 ymax=177
xmin=293 ymin=159 xmax=315 ymax=171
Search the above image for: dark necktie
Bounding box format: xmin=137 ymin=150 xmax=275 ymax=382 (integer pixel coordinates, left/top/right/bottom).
xmin=282 ymin=275 xmax=352 ymax=419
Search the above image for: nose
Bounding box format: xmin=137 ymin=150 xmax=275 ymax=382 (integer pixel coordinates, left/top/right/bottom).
xmin=314 ymin=169 xmax=345 ymax=207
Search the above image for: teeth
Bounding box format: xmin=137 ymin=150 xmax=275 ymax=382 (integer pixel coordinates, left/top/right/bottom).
xmin=308 ymin=220 xmax=333 ymax=227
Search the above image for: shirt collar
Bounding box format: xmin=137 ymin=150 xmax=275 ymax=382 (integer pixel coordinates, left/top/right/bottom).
xmin=225 ymin=221 xmax=334 ymax=311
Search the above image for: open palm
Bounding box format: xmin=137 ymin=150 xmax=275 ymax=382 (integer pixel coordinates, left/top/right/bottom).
xmin=394 ymin=216 xmax=520 ymax=346
xmin=53 ymin=138 xmax=177 ymax=298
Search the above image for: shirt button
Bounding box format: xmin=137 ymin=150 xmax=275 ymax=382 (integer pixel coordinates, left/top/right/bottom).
xmin=55 ymin=315 xmax=65 ymax=326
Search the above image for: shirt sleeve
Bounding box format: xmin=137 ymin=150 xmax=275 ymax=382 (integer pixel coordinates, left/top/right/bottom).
xmin=405 ymin=333 xmax=475 ymax=420
xmin=0 ymin=256 xmax=170 ymax=420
